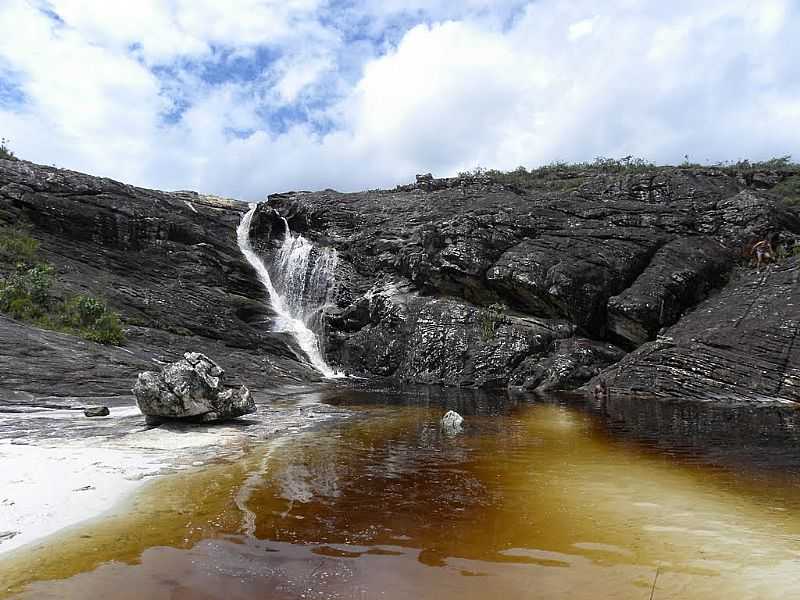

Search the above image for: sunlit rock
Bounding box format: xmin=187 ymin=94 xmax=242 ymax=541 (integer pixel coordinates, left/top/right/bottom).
xmin=441 ymin=410 xmax=464 ymax=435
xmin=133 ymin=352 xmax=255 ymax=424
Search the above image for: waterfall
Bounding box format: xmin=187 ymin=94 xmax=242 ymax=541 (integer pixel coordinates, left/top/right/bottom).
xmin=237 ymin=204 xmax=339 ymax=378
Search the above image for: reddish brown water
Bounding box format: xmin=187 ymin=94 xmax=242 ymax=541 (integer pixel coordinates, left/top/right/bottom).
xmin=3 ymin=389 xmax=800 ymax=599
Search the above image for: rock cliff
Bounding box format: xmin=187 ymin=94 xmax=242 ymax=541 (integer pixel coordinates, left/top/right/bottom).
xmin=3 ymin=158 xmax=799 ymax=402
xmin=256 ymin=167 xmax=800 ymax=401
xmin=0 ymin=159 xmax=321 ymax=398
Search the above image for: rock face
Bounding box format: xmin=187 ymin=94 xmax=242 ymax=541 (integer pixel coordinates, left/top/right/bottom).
xmin=254 ymin=167 xmax=800 ymax=399
xmin=0 ymin=159 xmax=322 ymax=398
xmin=509 ymin=338 xmax=626 ymax=392
xmin=4 ymin=158 xmax=800 ymax=402
xmin=133 ymin=352 xmax=255 ymax=423
xmin=589 ymin=257 xmax=800 ymax=401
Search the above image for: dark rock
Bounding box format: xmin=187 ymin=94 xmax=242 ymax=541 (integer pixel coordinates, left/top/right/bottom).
xmin=606 ymin=237 xmax=733 ymax=348
xmin=257 ymin=167 xmax=800 ymax=398
xmin=510 ymin=338 xmax=626 ymax=392
xmin=5 ymin=159 xmax=800 ymax=401
xmin=591 ymin=257 xmax=800 ymax=401
xmin=83 ymin=406 xmax=110 ymax=417
xmin=0 ymin=160 xmax=321 ymax=397
xmin=486 ymin=231 xmax=662 ymax=335
xmin=133 ymin=352 xmax=255 ymax=422
xmin=325 ymin=282 xmax=574 ymax=387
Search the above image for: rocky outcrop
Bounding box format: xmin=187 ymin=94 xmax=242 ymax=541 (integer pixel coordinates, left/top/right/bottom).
xmin=133 ymin=352 xmax=255 ymax=423
xmin=325 ymin=282 xmax=574 ymax=387
xmin=4 ymin=158 xmax=799 ymax=401
xmin=509 ymin=338 xmax=626 ymax=392
xmin=83 ymin=406 xmax=110 ymax=417
xmin=606 ymin=237 xmax=733 ymax=348
xmin=0 ymin=159 xmax=321 ymax=398
xmin=590 ymin=257 xmax=800 ymax=401
xmin=254 ymin=167 xmax=800 ymax=398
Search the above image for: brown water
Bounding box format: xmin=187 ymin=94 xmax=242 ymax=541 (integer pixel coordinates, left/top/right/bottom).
xmin=3 ymin=387 xmax=800 ymax=599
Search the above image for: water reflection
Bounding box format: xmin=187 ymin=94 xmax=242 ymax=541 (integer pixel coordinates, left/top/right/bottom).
xmin=585 ymin=393 xmax=800 ymax=475
xmin=320 ymin=381 xmax=522 ymax=416
xmin=6 ymin=387 xmax=800 ymax=599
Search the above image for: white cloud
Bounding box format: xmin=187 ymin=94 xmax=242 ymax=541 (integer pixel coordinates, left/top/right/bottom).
xmin=40 ymin=0 xmax=330 ymax=64
xmin=0 ymin=0 xmax=798 ymax=199
xmin=274 ymin=52 xmax=335 ymax=103
xmin=568 ymin=17 xmax=596 ymax=41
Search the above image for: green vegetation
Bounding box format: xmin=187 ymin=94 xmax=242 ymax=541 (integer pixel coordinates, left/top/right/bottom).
xmin=480 ymin=302 xmax=508 ymax=340
xmin=0 ymin=227 xmax=39 ymax=264
xmin=770 ymin=175 xmax=800 ymax=206
xmin=719 ymin=155 xmax=800 ymax=173
xmin=0 ymin=263 xmax=54 ymax=320
xmin=0 ymin=137 xmax=16 ymax=160
xmin=457 ymin=155 xmax=800 ymax=203
xmin=60 ymin=295 xmax=126 ymax=344
xmin=0 ymin=227 xmax=125 ymax=345
xmin=458 ymin=156 xmax=658 ymax=189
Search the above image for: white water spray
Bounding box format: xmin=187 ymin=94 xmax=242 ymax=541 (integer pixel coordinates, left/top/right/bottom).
xmin=237 ymin=204 xmax=339 ymax=378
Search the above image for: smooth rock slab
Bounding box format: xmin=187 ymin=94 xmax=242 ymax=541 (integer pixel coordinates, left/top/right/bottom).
xmin=133 ymin=352 xmax=255 ymax=423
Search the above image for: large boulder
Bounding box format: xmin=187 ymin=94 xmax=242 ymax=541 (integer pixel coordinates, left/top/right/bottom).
xmin=133 ymin=352 xmax=255 ymax=423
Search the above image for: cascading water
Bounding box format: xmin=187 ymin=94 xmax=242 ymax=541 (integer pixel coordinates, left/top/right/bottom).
xmin=237 ymin=204 xmax=340 ymax=378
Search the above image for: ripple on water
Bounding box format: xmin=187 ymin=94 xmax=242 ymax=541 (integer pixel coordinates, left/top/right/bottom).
xmin=3 ymin=390 xmax=800 ymax=599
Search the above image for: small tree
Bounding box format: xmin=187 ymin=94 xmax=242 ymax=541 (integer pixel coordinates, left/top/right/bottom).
xmin=0 ymin=138 xmax=16 ymax=160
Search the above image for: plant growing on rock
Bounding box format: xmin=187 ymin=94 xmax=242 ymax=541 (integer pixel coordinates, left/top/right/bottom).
xmin=0 ymin=263 xmax=53 ymax=320
xmin=480 ymin=302 xmax=509 ymax=340
xmin=0 ymin=227 xmax=125 ymax=345
xmin=0 ymin=227 xmax=39 ymax=266
xmin=60 ymin=295 xmax=125 ymax=345
xmin=770 ymin=174 xmax=800 ymax=206
xmin=0 ymin=138 xmax=16 ymax=161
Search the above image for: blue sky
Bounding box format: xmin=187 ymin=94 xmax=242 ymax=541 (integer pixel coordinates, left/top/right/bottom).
xmin=0 ymin=0 xmax=798 ymax=200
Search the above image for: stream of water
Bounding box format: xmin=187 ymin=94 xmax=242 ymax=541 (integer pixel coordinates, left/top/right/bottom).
xmin=3 ymin=388 xmax=799 ymax=599
xmin=236 ymin=205 xmax=339 ymax=378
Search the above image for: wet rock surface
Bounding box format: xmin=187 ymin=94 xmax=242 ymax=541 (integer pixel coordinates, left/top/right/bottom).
xmin=325 ymin=282 xmax=574 ymax=387
xmin=260 ymin=168 xmax=800 ymax=398
xmin=0 ymin=159 xmax=321 ymax=401
xmin=133 ymin=352 xmax=255 ymax=423
xmin=3 ymin=158 xmax=799 ymax=401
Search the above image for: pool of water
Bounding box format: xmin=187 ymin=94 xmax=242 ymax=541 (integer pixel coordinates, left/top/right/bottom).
xmin=3 ymin=386 xmax=800 ymax=599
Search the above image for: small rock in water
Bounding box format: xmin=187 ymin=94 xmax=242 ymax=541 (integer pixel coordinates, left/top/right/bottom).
xmin=441 ymin=410 xmax=464 ymax=436
xmin=84 ymin=406 xmax=110 ymax=418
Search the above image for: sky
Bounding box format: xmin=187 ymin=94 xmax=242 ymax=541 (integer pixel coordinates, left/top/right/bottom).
xmin=0 ymin=0 xmax=798 ymax=200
